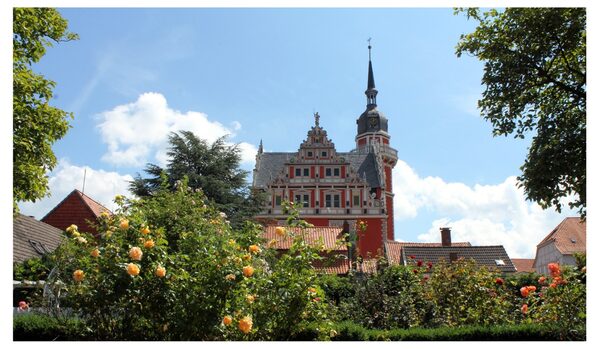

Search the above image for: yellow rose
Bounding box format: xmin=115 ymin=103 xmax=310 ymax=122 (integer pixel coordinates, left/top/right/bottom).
xmin=127 ymin=263 xmax=140 ymax=276
xmin=275 ymin=226 xmax=286 ymax=237
xmin=223 ymin=315 xmax=233 ymax=326
xmin=246 ymin=295 xmax=255 ymax=304
xmin=140 ymin=226 xmax=150 ymax=235
xmin=225 ymin=273 xmax=236 ymax=281
xmin=238 ymin=316 xmax=253 ymax=334
xmin=90 ymin=249 xmax=100 ymax=258
xmin=144 ymin=239 xmax=155 ymax=249
xmin=119 ymin=219 xmax=129 ymax=230
xmin=308 ymin=287 xmax=317 ymax=294
xmin=76 ymin=236 xmax=87 ymax=244
xmin=242 ymin=266 xmax=254 ymax=277
xmin=66 ymin=224 xmax=78 ymax=234
xmin=104 ymin=231 xmax=113 ymax=239
xmin=242 ymin=254 xmax=252 ymax=261
xmin=155 ymin=265 xmax=166 ymax=278
xmin=73 ymin=231 xmax=81 ymax=237
xmin=100 ymin=211 xmax=109 ymax=218
xmin=73 ymin=269 xmax=85 ymax=282
xmin=129 ymin=247 xmax=143 ymax=261
xmin=248 ymin=245 xmax=261 ymax=254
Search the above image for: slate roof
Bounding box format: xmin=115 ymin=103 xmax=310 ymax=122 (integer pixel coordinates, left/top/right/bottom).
xmin=537 ymin=217 xmax=586 ymax=255
xmin=399 ymin=245 xmax=517 ymax=273
xmin=385 ymin=240 xmax=472 ymax=265
xmin=262 ymin=226 xmax=347 ymax=251
xmin=512 ymin=258 xmax=535 ymax=273
xmin=13 ymin=214 xmax=64 ymax=263
xmin=253 ymin=151 xmax=381 ymax=189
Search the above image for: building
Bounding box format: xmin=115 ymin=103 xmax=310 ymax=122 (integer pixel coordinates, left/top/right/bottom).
xmin=511 ymin=259 xmax=535 ymax=273
xmin=13 ymin=214 xmax=64 ymax=263
xmin=253 ymin=44 xmax=397 ymax=258
xmin=533 ymin=217 xmax=586 ymax=275
xmin=41 ymin=189 xmax=111 ymax=237
xmin=386 ymin=228 xmax=516 ymax=273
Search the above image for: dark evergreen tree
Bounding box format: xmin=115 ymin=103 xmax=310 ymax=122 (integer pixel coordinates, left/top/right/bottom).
xmin=130 ymin=131 xmax=264 ymax=227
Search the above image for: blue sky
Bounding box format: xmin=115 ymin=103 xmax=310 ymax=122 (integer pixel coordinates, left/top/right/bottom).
xmin=16 ymin=7 xmax=580 ymax=258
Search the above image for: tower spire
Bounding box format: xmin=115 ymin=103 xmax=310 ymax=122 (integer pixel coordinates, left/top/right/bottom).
xmin=365 ymin=38 xmax=378 ymax=107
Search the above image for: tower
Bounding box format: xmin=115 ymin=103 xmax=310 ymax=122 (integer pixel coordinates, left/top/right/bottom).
xmin=355 ymin=42 xmax=398 ymax=242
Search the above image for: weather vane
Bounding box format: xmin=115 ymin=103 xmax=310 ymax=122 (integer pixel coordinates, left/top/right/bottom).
xmin=367 ymin=37 xmax=372 ymax=59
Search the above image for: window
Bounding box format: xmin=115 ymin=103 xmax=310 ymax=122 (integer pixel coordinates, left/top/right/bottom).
xmin=307 ymin=151 xmax=313 ymax=157
xmin=294 ymin=194 xmax=310 ymax=208
xmin=275 ymin=195 xmax=282 ymax=206
xmin=303 ymin=168 xmax=310 ymax=177
xmin=295 ymin=168 xmax=301 ymax=177
xmin=325 ymin=168 xmax=332 ymax=177
xmin=494 ymin=259 xmax=505 ymax=266
xmin=321 ymin=151 xmax=327 ymax=157
xmin=325 ymin=193 xmax=340 ymax=208
xmin=333 ymin=168 xmax=340 ymax=176
xmin=353 ymin=194 xmax=360 ymax=206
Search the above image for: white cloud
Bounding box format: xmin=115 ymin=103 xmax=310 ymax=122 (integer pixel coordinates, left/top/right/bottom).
xmin=96 ymin=92 xmax=256 ymax=167
xmin=18 ymin=159 xmax=133 ymax=220
xmin=393 ymin=159 xmax=577 ymax=258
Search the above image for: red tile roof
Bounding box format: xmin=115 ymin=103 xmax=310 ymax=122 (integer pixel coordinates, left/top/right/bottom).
xmin=42 ymin=189 xmax=111 ymax=236
xmin=313 ymin=257 xmax=378 ymax=274
xmin=385 ymin=240 xmax=471 ymax=265
xmin=537 ymin=217 xmax=586 ymax=255
xmin=511 ymin=258 xmax=535 ymax=273
xmin=262 ymin=226 xmax=347 ymax=251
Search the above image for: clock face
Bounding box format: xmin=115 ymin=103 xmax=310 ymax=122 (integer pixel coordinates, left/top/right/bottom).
xmin=369 ymin=117 xmax=378 ymax=128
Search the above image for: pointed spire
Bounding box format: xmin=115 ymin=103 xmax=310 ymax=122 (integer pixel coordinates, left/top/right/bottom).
xmin=365 ymin=38 xmax=378 ymax=108
xmin=258 ymin=139 xmax=263 ymax=154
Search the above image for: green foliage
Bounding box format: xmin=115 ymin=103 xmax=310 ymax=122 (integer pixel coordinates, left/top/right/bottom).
xmin=50 ymin=186 xmax=334 ymax=340
xmin=130 ymin=131 xmax=265 ymax=228
xmin=13 ymin=8 xmax=78 ymax=213
xmin=13 ymin=256 xmax=53 ymax=281
xmin=290 ymin=321 xmax=585 ymax=341
xmin=455 ymin=8 xmax=586 ymax=217
xmin=13 ymin=313 xmax=91 ymax=341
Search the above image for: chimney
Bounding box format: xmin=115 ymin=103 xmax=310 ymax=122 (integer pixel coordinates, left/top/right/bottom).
xmin=440 ymin=227 xmax=452 ymax=247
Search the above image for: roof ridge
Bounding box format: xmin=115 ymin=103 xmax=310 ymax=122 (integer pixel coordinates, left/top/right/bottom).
xmin=77 ymin=189 xmax=111 ymax=214
xmin=41 ymin=189 xmax=80 ymax=221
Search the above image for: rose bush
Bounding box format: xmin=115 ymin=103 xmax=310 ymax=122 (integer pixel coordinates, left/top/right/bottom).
xmin=51 ymin=181 xmax=335 ymax=340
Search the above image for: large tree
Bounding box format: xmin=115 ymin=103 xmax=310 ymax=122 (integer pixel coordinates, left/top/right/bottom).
xmin=455 ymin=8 xmax=586 ymax=217
xmin=130 ymin=131 xmax=264 ymax=227
xmin=13 ymin=8 xmax=78 ymax=212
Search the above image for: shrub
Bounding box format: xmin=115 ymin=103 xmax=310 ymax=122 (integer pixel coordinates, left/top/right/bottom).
xmin=49 ymin=183 xmax=335 ymax=340
xmin=13 ymin=313 xmax=90 ymax=341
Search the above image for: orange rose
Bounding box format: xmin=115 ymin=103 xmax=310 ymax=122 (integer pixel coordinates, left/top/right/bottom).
xmin=223 ymin=315 xmax=233 ymax=326
xmin=538 ymin=276 xmax=546 ymax=284
xmin=242 ymin=266 xmax=254 ymax=277
xmin=120 ymin=219 xmax=129 ymax=230
xmin=238 ymin=316 xmax=253 ymax=334
xmin=73 ymin=269 xmax=85 ymax=282
xmin=275 ymin=226 xmax=286 ymax=237
xmin=521 ymin=304 xmax=528 ymax=314
xmin=548 ymin=262 xmax=561 ymax=277
xmin=155 ymin=265 xmax=166 ymax=278
xmin=308 ymin=287 xmax=317 ymax=294
xmin=90 ymin=249 xmax=100 ymax=258
xmin=129 ymin=247 xmax=143 ymax=261
xmin=144 ymin=239 xmax=155 ymax=249
xmin=127 ymin=263 xmax=140 ymax=276
xmin=520 ymin=286 xmax=530 ymax=297
xmin=140 ymin=226 xmax=150 ymax=235
xmin=248 ymin=245 xmax=261 ymax=254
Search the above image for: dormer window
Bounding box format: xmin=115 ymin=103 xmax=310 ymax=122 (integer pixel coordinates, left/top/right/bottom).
xmin=321 ymin=151 xmax=327 ymax=157
xmin=307 ymin=151 xmax=313 ymax=157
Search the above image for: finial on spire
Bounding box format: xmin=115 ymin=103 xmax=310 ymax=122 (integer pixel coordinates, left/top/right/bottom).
xmin=367 ymin=37 xmax=372 ymax=60
xmin=258 ymin=139 xmax=263 ymax=154
xmin=314 ymin=112 xmax=320 ymax=127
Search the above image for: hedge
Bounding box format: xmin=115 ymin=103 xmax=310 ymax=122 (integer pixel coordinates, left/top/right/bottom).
xmin=290 ymin=321 xmax=586 ymax=341
xmin=13 ymin=313 xmax=90 ymax=341
xmin=15 ymin=314 xmax=585 ymax=341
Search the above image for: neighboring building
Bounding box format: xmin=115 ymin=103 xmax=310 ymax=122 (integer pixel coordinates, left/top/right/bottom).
xmin=386 ymin=228 xmax=516 ymax=273
xmin=262 ymin=225 xmax=377 ymax=274
xmin=533 ymin=217 xmax=586 ymax=275
xmin=13 ymin=214 xmax=64 ymax=263
xmin=511 ymin=258 xmax=535 ymax=273
xmin=253 ymin=45 xmax=398 ymax=257
xmin=42 ymin=189 xmax=111 ymax=236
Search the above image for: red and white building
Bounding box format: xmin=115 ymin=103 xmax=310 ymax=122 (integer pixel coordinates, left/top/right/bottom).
xmin=252 ymin=45 xmax=398 ymax=258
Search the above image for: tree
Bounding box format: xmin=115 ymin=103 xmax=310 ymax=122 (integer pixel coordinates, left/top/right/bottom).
xmin=130 ymin=131 xmax=264 ymax=227
xmin=13 ymin=8 xmax=78 ymax=212
xmin=455 ymin=8 xmax=586 ymax=217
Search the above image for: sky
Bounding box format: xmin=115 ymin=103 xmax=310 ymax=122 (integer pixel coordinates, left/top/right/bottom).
xmin=13 ymin=6 xmax=583 ymax=259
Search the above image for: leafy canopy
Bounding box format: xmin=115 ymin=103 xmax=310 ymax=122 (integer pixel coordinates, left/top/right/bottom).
xmin=13 ymin=8 xmax=78 ymax=212
xmin=455 ymin=8 xmax=586 ymax=217
xmin=130 ymin=131 xmax=264 ymax=227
